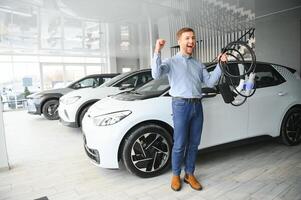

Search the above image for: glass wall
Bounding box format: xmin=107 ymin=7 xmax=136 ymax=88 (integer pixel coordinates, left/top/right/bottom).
xmin=0 ymin=56 xmax=106 ymax=111
xmin=41 ymin=11 xmax=62 ymax=50
xmin=0 ymin=0 xmax=107 ymax=54
xmin=86 ymin=65 xmax=105 ymax=75
xmin=64 ymin=17 xmax=83 ymax=50
xmin=84 ymin=22 xmax=101 ymax=50
xmin=65 ymin=65 xmax=85 ymax=83
xmin=0 ymin=0 xmax=39 ymax=51
xmin=0 ymin=0 xmax=108 ymax=111
xmin=42 ymin=64 xmax=64 ymax=90
xmin=0 ymin=56 xmax=40 ymax=110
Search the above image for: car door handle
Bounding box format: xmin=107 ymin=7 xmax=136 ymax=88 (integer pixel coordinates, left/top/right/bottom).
xmin=278 ymin=92 xmax=287 ymax=96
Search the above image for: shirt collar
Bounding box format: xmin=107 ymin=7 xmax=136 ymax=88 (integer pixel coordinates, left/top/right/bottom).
xmin=176 ymin=52 xmax=193 ymax=59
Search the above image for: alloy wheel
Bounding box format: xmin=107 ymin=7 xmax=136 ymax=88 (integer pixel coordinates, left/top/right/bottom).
xmin=47 ymin=104 xmax=58 ymax=116
xmin=130 ymin=132 xmax=170 ymax=173
xmin=285 ymin=112 xmax=301 ymax=143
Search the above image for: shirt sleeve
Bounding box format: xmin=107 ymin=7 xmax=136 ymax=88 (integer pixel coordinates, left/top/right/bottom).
xmin=151 ymin=53 xmax=170 ymax=79
xmin=202 ymin=63 xmax=222 ymax=87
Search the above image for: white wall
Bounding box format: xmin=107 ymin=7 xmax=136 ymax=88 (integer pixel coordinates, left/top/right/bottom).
xmin=255 ymin=1 xmax=301 ymax=74
xmin=0 ymin=99 xmax=9 ymax=170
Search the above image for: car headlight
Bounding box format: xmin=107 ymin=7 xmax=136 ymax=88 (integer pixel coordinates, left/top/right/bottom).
xmin=93 ymin=110 xmax=132 ymax=126
xmin=60 ymin=96 xmax=81 ymax=104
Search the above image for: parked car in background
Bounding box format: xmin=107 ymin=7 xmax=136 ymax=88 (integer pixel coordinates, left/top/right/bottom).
xmin=5 ymin=93 xmax=26 ymax=109
xmin=82 ymin=61 xmax=301 ymax=178
xmin=27 ymin=73 xmax=119 ymax=120
xmin=58 ymin=69 xmax=153 ymax=128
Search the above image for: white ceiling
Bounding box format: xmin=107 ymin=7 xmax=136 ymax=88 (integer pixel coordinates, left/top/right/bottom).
xmin=58 ymin=0 xmax=181 ymax=23
xmin=57 ymin=0 xmax=254 ymax=24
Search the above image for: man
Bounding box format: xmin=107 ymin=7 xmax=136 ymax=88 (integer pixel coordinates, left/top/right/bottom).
xmin=151 ymin=27 xmax=227 ymax=191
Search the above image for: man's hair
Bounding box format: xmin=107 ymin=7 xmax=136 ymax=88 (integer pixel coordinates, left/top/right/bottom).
xmin=176 ymin=27 xmax=195 ymax=40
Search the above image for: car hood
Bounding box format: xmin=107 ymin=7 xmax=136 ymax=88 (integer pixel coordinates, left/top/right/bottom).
xmin=87 ymin=97 xmax=132 ymax=117
xmin=28 ymin=87 xmax=73 ymax=98
xmin=61 ymin=86 xmax=122 ymax=100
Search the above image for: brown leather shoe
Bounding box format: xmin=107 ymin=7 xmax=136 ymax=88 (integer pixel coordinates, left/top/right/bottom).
xmin=171 ymin=175 xmax=181 ymax=191
xmin=184 ymin=174 xmax=203 ymax=190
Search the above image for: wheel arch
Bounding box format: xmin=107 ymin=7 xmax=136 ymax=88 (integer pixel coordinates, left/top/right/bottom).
xmin=117 ymin=119 xmax=173 ymax=162
xmin=75 ymin=99 xmax=99 ymax=127
xmin=278 ymin=104 xmax=301 ymax=136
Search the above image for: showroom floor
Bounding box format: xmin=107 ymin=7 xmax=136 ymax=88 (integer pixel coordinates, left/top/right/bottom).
xmin=0 ymin=110 xmax=300 ymax=200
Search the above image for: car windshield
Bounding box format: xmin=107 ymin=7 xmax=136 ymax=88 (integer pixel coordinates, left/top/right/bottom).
xmin=135 ymin=76 xmax=170 ymax=96
xmin=100 ymin=72 xmax=132 ymax=87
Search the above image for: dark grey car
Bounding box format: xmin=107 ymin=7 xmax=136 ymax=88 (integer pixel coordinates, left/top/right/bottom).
xmin=27 ymin=73 xmax=119 ymax=120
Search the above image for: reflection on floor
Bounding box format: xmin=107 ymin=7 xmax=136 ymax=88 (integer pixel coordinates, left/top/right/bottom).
xmin=0 ymin=110 xmax=300 ymax=200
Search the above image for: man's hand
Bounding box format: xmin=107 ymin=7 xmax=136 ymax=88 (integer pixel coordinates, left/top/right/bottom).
xmin=218 ymin=53 xmax=228 ymax=63
xmin=155 ymin=39 xmax=166 ymax=53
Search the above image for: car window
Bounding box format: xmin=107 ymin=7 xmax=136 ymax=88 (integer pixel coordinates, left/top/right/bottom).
xmin=96 ymin=77 xmax=113 ymax=87
xmin=255 ymin=64 xmax=285 ymax=88
xmin=101 ymin=77 xmax=112 ymax=84
xmin=114 ymin=74 xmax=138 ymax=88
xmin=101 ymin=72 xmax=132 ymax=87
xmin=114 ymin=72 xmax=152 ymax=88
xmin=79 ymin=77 xmax=98 ymax=88
xmin=70 ymin=77 xmax=98 ymax=89
xmin=135 ymin=72 xmax=153 ymax=88
xmin=96 ymin=77 xmax=104 ymax=86
xmin=136 ymin=76 xmax=169 ymax=96
xmin=228 ymin=63 xmax=251 ymax=85
xmin=207 ymin=62 xmax=286 ymax=89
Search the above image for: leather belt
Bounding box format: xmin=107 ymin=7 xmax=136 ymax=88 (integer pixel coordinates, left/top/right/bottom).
xmin=172 ymin=97 xmax=202 ymax=104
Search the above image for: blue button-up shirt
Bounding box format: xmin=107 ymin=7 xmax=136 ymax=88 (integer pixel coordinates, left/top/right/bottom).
xmin=151 ymin=52 xmax=222 ymax=98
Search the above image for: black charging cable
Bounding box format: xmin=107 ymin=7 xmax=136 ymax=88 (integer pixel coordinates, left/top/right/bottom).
xmin=216 ymin=29 xmax=257 ymax=106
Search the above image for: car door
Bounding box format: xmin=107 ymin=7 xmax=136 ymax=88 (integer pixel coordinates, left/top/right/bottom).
xmin=247 ymin=63 xmax=287 ymax=137
xmin=199 ymin=63 xmax=249 ymax=149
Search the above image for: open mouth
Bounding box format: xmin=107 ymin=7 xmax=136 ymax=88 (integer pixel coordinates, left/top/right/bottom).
xmin=186 ymin=46 xmax=194 ymax=52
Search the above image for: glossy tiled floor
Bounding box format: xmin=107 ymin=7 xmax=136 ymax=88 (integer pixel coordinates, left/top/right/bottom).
xmin=0 ymin=110 xmax=300 ymax=200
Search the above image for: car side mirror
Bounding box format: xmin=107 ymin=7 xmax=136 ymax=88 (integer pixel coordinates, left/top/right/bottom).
xmin=202 ymin=87 xmax=217 ymax=98
xmin=119 ymin=83 xmax=134 ymax=90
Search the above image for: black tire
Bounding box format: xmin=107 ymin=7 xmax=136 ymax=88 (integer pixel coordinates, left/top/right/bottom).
xmin=42 ymin=99 xmax=59 ymax=120
xmin=122 ymin=123 xmax=172 ymax=178
xmin=280 ymin=107 xmax=301 ymax=146
xmin=78 ymin=105 xmax=91 ymax=127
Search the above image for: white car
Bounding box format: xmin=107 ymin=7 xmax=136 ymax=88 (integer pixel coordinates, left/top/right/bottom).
xmin=27 ymin=73 xmax=118 ymax=120
xmin=82 ymin=62 xmax=301 ymax=178
xmin=58 ymin=69 xmax=152 ymax=128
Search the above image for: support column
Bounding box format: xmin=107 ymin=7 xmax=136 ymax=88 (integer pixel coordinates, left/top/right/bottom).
xmin=39 ymin=62 xmax=44 ymax=91
xmin=157 ymin=16 xmax=171 ymax=58
xmin=138 ymin=23 xmax=151 ymax=69
xmin=105 ymin=23 xmax=117 ymax=73
xmin=0 ymin=98 xmax=9 ymax=171
xmin=147 ymin=18 xmax=159 ymax=62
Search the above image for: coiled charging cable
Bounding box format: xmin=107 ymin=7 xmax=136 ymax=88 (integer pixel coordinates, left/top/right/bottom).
xmin=217 ymin=40 xmax=256 ymax=106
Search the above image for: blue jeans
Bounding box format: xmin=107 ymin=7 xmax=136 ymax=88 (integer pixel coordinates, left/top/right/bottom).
xmin=171 ymin=98 xmax=203 ymax=176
